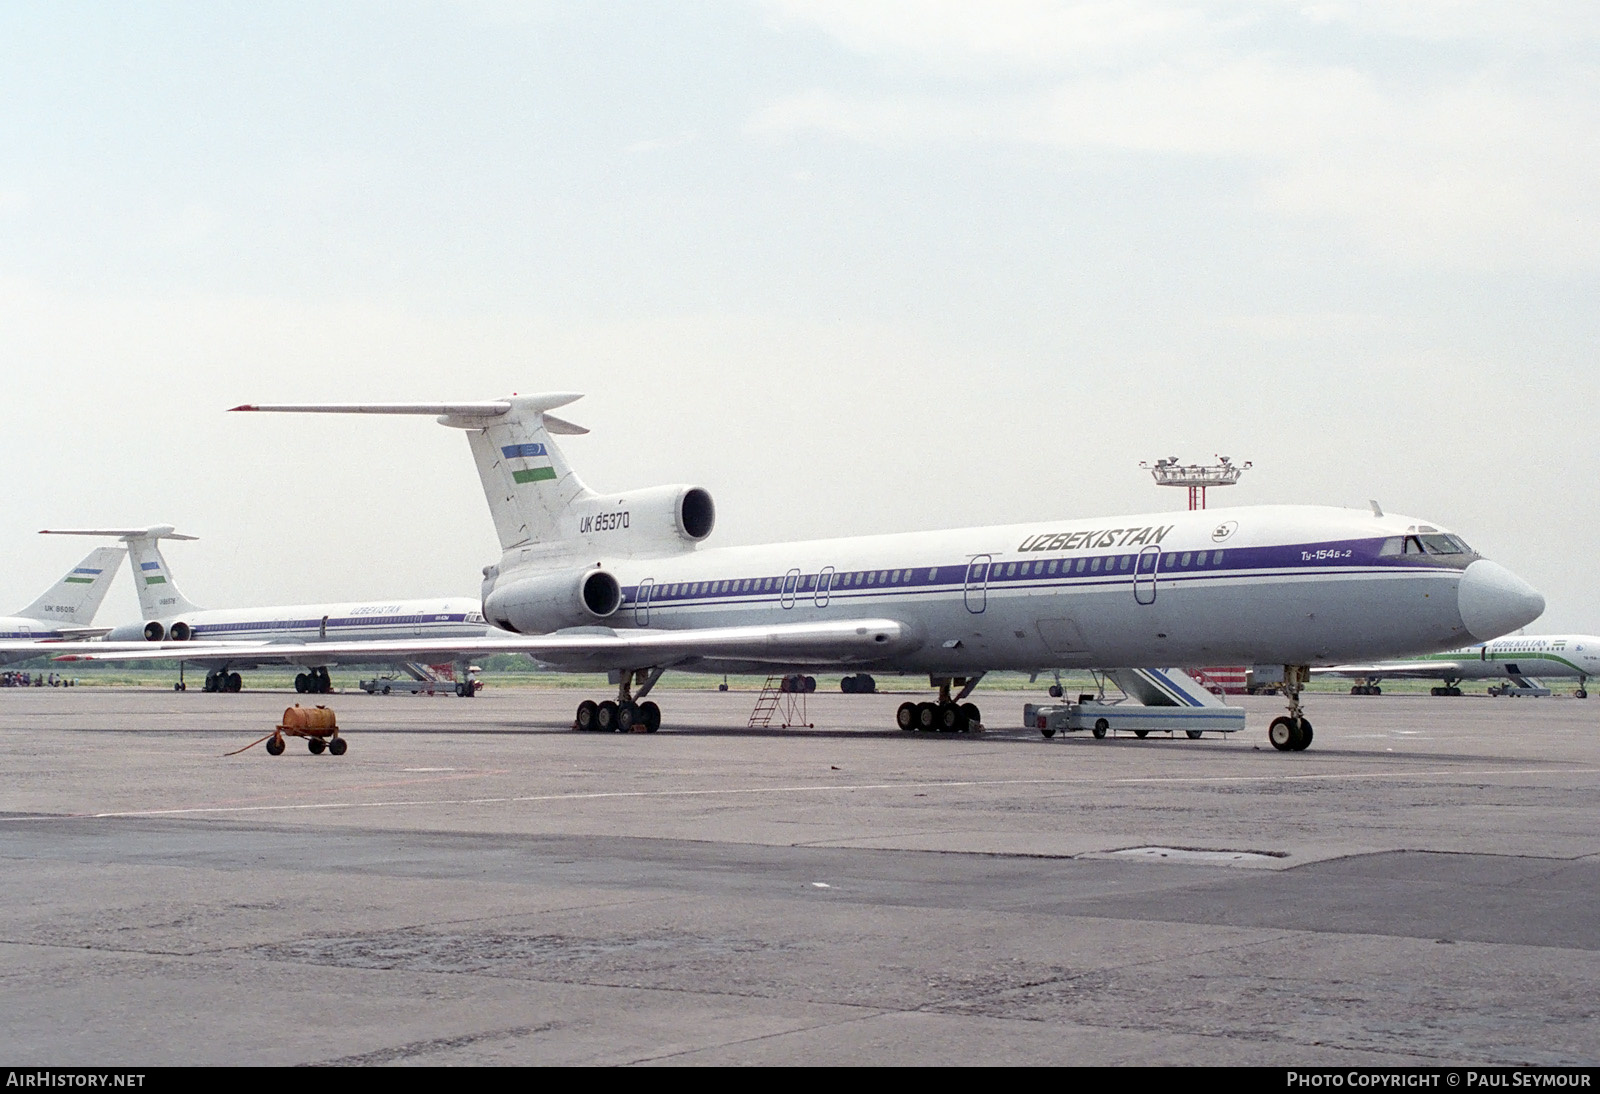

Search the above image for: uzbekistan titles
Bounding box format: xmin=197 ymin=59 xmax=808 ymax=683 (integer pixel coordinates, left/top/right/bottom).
xmin=1016 ymin=525 xmax=1175 ymax=553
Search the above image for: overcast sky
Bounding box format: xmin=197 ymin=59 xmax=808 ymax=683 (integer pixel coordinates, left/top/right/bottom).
xmin=2 ymin=1 xmax=1596 ymax=632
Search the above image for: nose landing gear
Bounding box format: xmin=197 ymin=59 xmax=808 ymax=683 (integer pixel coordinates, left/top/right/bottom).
xmin=1269 ymin=665 xmax=1313 ymax=751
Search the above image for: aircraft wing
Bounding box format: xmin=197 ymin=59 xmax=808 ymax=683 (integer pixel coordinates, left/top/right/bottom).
xmin=1314 ymin=661 xmax=1466 ymax=678
xmin=49 ymin=618 xmax=917 ymax=671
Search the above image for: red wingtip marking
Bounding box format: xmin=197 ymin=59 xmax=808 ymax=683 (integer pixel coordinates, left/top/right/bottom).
xmin=227 ymin=405 xmax=257 ymax=412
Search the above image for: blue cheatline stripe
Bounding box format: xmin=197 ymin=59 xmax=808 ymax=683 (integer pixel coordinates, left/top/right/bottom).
xmin=140 ymin=562 xmax=160 ymax=571
xmin=190 ymin=613 xmax=476 ymax=638
xmin=501 ymin=443 xmax=548 ymax=459
xmin=615 ymin=537 xmax=1458 ymax=611
xmin=71 ymin=567 xmax=103 ymax=575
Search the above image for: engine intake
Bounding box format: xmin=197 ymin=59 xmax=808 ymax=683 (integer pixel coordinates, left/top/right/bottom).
xmin=483 ymin=567 xmax=622 ymax=634
xmin=144 ymin=621 xmax=166 ymax=642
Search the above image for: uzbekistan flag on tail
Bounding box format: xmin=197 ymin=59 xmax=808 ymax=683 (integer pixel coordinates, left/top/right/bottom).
xmin=502 ymin=442 xmax=556 ymax=484
xmin=64 ymin=567 xmax=102 ymax=585
xmin=140 ymin=560 xmax=166 ymax=585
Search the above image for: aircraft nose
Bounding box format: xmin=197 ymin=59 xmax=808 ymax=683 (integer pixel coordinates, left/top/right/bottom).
xmin=1457 ymin=560 xmax=1545 ymax=642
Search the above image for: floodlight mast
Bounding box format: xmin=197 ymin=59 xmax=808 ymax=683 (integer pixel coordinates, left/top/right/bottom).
xmin=1139 ymin=455 xmax=1252 ymax=511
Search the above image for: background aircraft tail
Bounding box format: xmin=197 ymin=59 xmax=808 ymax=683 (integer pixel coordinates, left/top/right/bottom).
xmin=15 ymin=546 xmax=127 ymax=625
xmin=39 ymin=526 xmax=203 ymax=619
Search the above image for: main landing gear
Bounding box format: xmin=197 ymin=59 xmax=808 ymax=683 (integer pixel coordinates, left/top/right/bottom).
xmin=1430 ymin=677 xmax=1464 ymax=697
xmin=1268 ymin=665 xmax=1314 ymax=752
xmin=574 ymin=667 xmax=665 ymax=733
xmin=1350 ymin=676 xmax=1382 ymax=696
xmin=202 ymin=669 xmax=242 ymax=693
xmin=294 ymin=667 xmax=334 ymax=694
xmin=897 ymin=675 xmax=983 ymax=733
xmin=1577 ymin=676 xmax=1589 ymax=700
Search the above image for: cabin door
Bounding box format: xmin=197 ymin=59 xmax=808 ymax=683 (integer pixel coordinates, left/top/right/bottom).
xmin=1134 ymin=546 xmax=1161 ymax=605
xmin=964 ymin=555 xmax=991 ymax=614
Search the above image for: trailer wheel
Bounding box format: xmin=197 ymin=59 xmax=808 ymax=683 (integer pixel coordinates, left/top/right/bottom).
xmin=308 ymin=737 xmax=326 ymax=755
xmin=265 ymin=736 xmax=285 ymax=756
xmin=1092 ymin=719 xmax=1108 ymax=739
xmin=1134 ymin=730 xmax=1148 ymax=738
xmin=1186 ymin=730 xmax=1203 ymax=740
xmin=329 ymin=737 xmax=347 ymax=755
xmin=1040 ymin=727 xmax=1055 ymax=739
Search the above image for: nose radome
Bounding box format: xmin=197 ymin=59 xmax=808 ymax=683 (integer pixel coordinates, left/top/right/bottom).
xmin=1458 ymin=560 xmax=1545 ymax=642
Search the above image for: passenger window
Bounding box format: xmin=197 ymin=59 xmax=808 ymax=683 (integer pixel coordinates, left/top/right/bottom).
xmin=1120 ymin=556 xmax=1131 ymax=571
xmin=1075 ymin=558 xmax=1085 ymax=573
xmin=1047 ymin=560 xmax=1058 ymax=574
xmin=1090 ymin=557 xmax=1100 ymax=572
xmin=1005 ymin=563 xmax=1016 ymax=577
xmin=879 ymin=571 xmax=888 ymax=583
xmin=1212 ymin=551 xmax=1223 ymax=565
xmin=1181 ymin=552 xmax=1192 ymax=566
xmin=927 ymin=568 xmax=938 ymax=581
xmin=867 ymin=572 xmax=876 ymax=585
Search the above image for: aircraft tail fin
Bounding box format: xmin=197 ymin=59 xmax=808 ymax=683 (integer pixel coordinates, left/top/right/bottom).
xmin=39 ymin=526 xmax=203 ymax=619
xmin=16 ymin=546 xmax=127 ymax=625
xmin=232 ymin=394 xmax=595 ymax=553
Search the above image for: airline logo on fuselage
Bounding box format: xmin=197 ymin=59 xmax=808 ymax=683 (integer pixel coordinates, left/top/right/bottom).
xmin=1017 ymin=524 xmax=1175 ymax=553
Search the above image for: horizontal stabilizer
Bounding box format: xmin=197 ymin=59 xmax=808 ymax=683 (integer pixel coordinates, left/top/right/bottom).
xmin=40 ymin=526 xmax=198 ymax=541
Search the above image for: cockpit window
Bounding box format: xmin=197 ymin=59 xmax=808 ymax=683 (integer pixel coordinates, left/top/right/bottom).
xmin=1420 ymin=534 xmax=1462 ymax=555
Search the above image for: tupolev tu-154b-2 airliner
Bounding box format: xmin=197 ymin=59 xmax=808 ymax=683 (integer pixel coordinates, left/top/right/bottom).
xmin=58 ymin=393 xmax=1546 ymax=751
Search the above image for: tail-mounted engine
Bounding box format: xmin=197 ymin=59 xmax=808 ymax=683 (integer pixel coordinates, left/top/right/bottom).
xmin=483 ymin=567 xmax=622 ymax=634
xmin=567 ymin=485 xmax=714 ymax=556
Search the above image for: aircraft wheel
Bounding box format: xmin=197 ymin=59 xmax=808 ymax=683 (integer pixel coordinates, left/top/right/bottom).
xmin=1048 ymin=684 xmax=1063 ymax=698
xmin=295 ymin=673 xmax=308 ymax=694
xmin=804 ymin=675 xmax=816 ymax=693
xmin=1292 ymin=718 xmax=1313 ymax=750
xmin=915 ymin=701 xmax=939 ymax=731
xmin=640 ymin=701 xmax=661 ymax=732
xmin=1040 ymin=727 xmax=1055 ymax=738
xmin=596 ymin=700 xmax=619 ymax=732
xmin=308 ymin=737 xmax=326 ymax=755
xmin=1577 ymin=689 xmax=1588 ymax=699
xmin=896 ymin=702 xmax=917 ymax=731
xmin=1092 ymin=718 xmax=1108 ymax=739
xmin=381 ymin=684 xmax=391 ymax=695
xmin=329 ymin=737 xmax=347 ymax=755
xmin=173 ymin=682 xmax=184 ymax=692
xmin=575 ymin=700 xmax=599 ymax=731
xmin=617 ymin=702 xmax=640 ymax=732
xmin=226 ymin=673 xmax=242 ymax=693
xmin=1268 ymin=716 xmax=1296 ymax=751
xmin=960 ymin=702 xmax=980 ymax=729
xmin=1186 ymin=730 xmax=1203 ymax=740
xmin=938 ymin=702 xmax=965 ymax=732
xmin=1133 ymin=730 xmax=1148 ymax=739
xmin=265 ymin=736 xmax=285 ymax=756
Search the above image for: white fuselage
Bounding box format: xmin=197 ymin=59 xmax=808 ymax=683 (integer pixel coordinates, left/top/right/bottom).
xmin=106 ymin=598 xmax=493 ymax=666
xmin=489 ymin=504 xmax=1537 ymax=674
